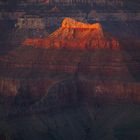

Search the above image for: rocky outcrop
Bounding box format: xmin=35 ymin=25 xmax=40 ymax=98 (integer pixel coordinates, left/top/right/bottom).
xmin=23 ymin=18 xmax=120 ymax=50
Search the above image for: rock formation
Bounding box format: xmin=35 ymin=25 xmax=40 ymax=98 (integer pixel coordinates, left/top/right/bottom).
xmin=23 ymin=18 xmax=120 ymax=50
xmin=0 ymin=18 xmax=139 ymax=112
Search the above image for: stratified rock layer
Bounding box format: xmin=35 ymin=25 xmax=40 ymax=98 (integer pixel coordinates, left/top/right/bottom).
xmin=0 ymin=18 xmax=139 ymax=108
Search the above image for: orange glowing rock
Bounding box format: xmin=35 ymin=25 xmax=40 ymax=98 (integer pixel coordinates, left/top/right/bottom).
xmin=22 ymin=38 xmax=45 ymax=47
xmin=23 ymin=18 xmax=120 ymax=50
xmin=62 ymin=18 xmax=102 ymax=29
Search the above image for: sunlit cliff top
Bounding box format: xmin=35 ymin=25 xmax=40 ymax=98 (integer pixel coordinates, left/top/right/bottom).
xmin=62 ymin=18 xmax=102 ymax=29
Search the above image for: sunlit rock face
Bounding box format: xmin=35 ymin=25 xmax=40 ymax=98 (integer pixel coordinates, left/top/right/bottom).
xmin=23 ymin=18 xmax=120 ymax=50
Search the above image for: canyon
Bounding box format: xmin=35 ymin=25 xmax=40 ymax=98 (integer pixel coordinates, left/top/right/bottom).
xmin=0 ymin=18 xmax=139 ymax=105
xmin=0 ymin=16 xmax=140 ymax=140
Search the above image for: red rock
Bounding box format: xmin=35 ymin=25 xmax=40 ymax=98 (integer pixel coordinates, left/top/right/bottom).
xmin=23 ymin=18 xmax=120 ymax=50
